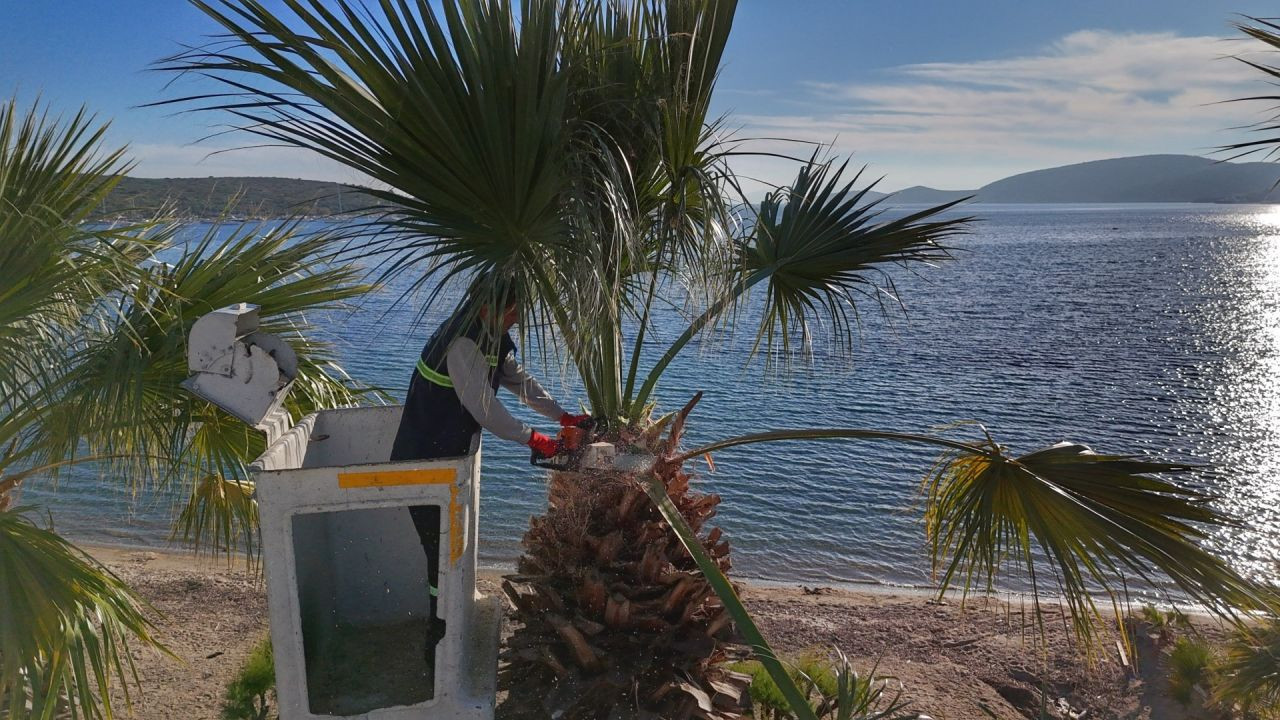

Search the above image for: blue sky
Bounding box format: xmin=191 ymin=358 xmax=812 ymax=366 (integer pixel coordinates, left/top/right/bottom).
xmin=2 ymin=1 xmax=1276 ymax=191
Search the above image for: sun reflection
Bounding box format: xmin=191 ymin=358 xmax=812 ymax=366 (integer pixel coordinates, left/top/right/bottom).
xmin=1197 ymin=213 xmax=1280 ymax=582
xmin=1249 ymin=206 xmax=1280 ymax=231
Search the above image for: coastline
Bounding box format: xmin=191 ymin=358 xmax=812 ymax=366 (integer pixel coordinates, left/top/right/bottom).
xmin=80 ymin=539 xmax=1191 ymax=612
xmin=84 ymin=542 xmax=1211 ymax=720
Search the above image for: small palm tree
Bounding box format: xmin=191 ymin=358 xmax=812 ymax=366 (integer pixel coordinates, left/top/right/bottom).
xmin=0 ymin=98 xmax=165 ymax=719
xmin=0 ymin=96 xmax=373 ymax=718
xmin=161 ymin=1 xmax=1267 ymax=717
xmin=1213 ymin=614 xmax=1280 ymax=717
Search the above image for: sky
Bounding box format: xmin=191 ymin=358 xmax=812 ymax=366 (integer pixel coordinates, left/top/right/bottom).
xmin=2 ymin=0 xmax=1278 ymax=192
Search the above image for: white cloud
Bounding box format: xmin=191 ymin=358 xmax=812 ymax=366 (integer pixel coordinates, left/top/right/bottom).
xmin=125 ymin=30 xmax=1277 ymax=196
xmin=732 ymin=30 xmax=1270 ymax=193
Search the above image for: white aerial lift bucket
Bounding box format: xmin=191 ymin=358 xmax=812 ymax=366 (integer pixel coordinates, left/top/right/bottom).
xmin=182 ymin=304 xmax=501 ymax=719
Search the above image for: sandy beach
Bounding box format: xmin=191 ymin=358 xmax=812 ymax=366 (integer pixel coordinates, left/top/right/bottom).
xmin=87 ymin=544 xmax=1218 ymax=720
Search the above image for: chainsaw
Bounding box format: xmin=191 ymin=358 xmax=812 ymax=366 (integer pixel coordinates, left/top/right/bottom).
xmin=530 ymin=417 xmax=654 ymax=474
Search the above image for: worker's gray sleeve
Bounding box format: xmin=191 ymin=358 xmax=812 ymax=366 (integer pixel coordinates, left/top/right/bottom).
xmin=446 ymin=338 xmax=532 ymax=444
xmin=498 ymin=354 xmax=567 ymax=421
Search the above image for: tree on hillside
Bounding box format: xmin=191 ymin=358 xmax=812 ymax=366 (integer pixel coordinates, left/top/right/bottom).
xmin=160 ymin=1 xmax=1267 ymax=717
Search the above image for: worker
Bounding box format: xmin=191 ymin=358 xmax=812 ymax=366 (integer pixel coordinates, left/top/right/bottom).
xmin=389 ymin=291 xmax=589 ymax=651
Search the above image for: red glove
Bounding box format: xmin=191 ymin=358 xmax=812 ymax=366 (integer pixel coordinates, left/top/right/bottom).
xmin=527 ymin=431 xmax=560 ymax=459
xmin=560 ymin=412 xmax=592 ymax=428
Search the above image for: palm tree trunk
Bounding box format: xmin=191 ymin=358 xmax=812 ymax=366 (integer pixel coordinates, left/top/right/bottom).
xmin=502 ymin=395 xmax=752 ymax=718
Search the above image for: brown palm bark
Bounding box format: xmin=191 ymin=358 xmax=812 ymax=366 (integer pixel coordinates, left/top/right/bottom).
xmin=501 ymin=408 xmax=750 ymax=719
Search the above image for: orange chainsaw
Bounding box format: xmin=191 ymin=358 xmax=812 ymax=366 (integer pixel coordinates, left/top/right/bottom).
xmin=530 ymin=417 xmax=596 ymax=471
xmin=530 ymin=418 xmax=654 ymax=474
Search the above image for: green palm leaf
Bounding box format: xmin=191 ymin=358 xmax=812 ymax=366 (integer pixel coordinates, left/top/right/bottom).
xmin=159 ymin=0 xmax=575 ymax=311
xmin=673 ymin=428 xmax=1265 ymax=645
xmin=1219 ymin=17 xmax=1280 ymax=163
xmin=745 ymin=157 xmax=968 ymax=357
xmin=0 ymin=507 xmax=165 ymax=720
xmin=924 ymin=440 xmax=1262 ymax=643
xmin=0 ymin=99 xmax=158 ymax=415
xmin=561 ymin=0 xmax=743 ymax=416
xmin=173 ymin=473 xmax=260 ymax=565
xmin=630 ymin=157 xmax=969 ymax=411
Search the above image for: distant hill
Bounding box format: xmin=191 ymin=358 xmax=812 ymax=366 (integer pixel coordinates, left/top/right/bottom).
xmin=881 ymin=185 xmax=970 ymax=204
xmin=881 ymin=155 xmax=1280 ymax=204
xmin=97 ymin=176 xmax=381 ymax=219
xmin=100 ymin=155 xmax=1280 ymax=219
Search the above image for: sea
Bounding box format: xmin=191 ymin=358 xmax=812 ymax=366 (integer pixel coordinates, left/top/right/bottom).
xmin=19 ymin=203 xmax=1280 ymax=599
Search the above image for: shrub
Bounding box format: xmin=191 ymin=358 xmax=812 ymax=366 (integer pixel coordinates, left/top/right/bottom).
xmin=1168 ymin=636 xmax=1213 ymax=707
xmin=1212 ymin=618 xmax=1280 ymax=718
xmin=732 ymin=650 xmax=915 ymax=720
xmin=221 ymin=638 xmax=275 ymax=720
xmin=1136 ymin=604 xmax=1191 ymax=646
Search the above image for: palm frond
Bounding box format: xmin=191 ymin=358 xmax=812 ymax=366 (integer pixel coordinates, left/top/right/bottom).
xmin=1213 ymin=615 xmax=1280 ymax=716
xmin=924 ymin=440 xmax=1264 ymax=643
xmin=1217 ymin=17 xmax=1280 ymax=163
xmin=173 ymin=474 xmax=260 ymax=564
xmin=559 ymin=1 xmax=743 ymax=416
xmin=673 ymin=427 xmax=1265 ymax=646
xmin=0 ymin=98 xmax=159 ymax=411
xmin=745 ymin=156 xmax=969 ymax=358
xmin=159 ymin=0 xmax=576 ymax=317
xmin=40 ymin=219 xmax=375 ymax=498
xmin=628 ymin=157 xmax=968 ymax=413
xmin=0 ymin=507 xmax=165 ymax=720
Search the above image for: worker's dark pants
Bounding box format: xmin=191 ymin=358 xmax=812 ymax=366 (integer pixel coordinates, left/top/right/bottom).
xmin=391 ymin=387 xmax=475 ymax=636
xmin=391 ymin=363 xmax=488 ymax=647
xmin=407 ymin=505 xmax=441 ymax=620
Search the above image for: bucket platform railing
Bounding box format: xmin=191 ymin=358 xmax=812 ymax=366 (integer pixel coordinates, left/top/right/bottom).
xmin=183 ymin=303 xmax=500 ymax=720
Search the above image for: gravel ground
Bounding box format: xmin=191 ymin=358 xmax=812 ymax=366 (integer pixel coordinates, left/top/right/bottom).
xmin=90 ymin=546 xmax=1218 ymax=720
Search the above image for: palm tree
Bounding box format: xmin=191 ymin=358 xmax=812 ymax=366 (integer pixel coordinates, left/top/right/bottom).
xmin=1219 ymin=15 xmax=1280 ymax=162
xmin=0 ymin=96 xmax=373 ymax=718
xmin=1213 ymin=614 xmax=1280 ymax=717
xmin=160 ymin=1 xmax=1267 ymax=717
xmin=0 ymin=99 xmax=167 ymax=720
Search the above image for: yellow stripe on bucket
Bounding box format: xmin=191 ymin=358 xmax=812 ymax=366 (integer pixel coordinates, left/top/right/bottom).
xmin=449 ymin=484 xmax=463 ymax=565
xmin=337 ymin=468 xmax=457 ymax=488
xmin=336 ymin=467 xmax=465 ymax=566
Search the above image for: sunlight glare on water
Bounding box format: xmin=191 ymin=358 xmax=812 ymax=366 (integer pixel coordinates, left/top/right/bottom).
xmin=1195 ymin=208 xmax=1280 ymax=583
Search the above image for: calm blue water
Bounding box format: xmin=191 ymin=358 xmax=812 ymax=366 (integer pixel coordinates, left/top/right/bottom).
xmin=21 ymin=203 xmax=1280 ymax=595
